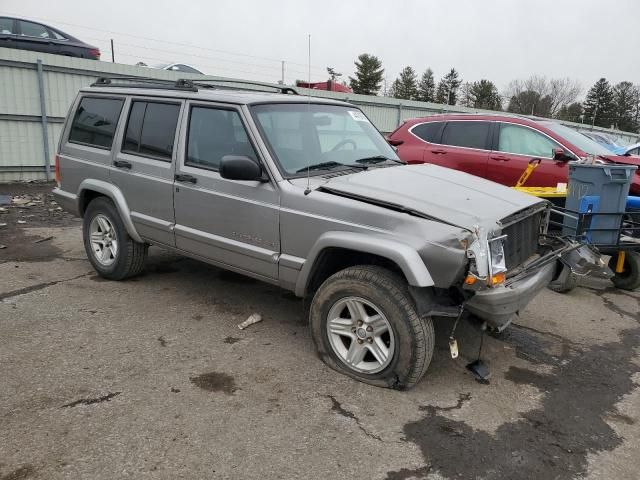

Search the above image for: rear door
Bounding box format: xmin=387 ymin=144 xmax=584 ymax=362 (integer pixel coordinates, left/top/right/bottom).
xmin=402 ymin=121 xmax=445 ymax=164
xmin=110 ymin=97 xmax=183 ymax=246
xmin=430 ymin=120 xmax=491 ymax=177
xmin=488 ymin=122 xmax=569 ymax=187
xmin=173 ymin=102 xmax=280 ymax=281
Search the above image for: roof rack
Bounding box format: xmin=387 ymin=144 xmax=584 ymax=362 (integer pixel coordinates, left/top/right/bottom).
xmin=91 ymin=76 xmax=199 ymax=92
xmin=190 ymin=79 xmax=298 ymax=95
xmin=90 ymin=76 xmax=298 ymax=95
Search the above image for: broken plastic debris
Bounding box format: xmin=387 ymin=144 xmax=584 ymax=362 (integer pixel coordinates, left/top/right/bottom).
xmin=238 ymin=313 xmax=262 ymax=330
xmin=449 ymin=338 xmax=459 ymax=359
xmin=0 ymin=244 xmax=6 ymax=249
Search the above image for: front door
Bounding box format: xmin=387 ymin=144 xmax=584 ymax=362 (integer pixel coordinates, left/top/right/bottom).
xmin=487 ymin=122 xmax=569 ymax=187
xmin=14 ymin=20 xmax=59 ymax=54
xmin=173 ymin=103 xmax=280 ymax=281
xmin=110 ymin=97 xmax=183 ymax=246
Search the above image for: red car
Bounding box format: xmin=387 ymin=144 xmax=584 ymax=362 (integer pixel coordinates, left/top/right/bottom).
xmin=388 ymin=114 xmax=640 ymax=194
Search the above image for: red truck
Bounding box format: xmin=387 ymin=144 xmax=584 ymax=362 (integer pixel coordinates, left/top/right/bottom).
xmin=296 ymin=80 xmax=353 ymax=93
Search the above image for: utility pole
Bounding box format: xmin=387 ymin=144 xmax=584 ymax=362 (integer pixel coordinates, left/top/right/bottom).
xmin=281 ymin=61 xmax=285 ymax=85
xmin=110 ymin=39 xmax=115 ymax=63
xmin=592 ymin=104 xmax=598 ymax=129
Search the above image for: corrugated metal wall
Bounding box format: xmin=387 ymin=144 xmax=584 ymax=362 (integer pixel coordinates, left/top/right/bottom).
xmin=2 ymin=46 xmax=639 ymax=182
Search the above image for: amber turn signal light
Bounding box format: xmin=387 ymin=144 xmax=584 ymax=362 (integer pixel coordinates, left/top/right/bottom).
xmin=464 ymin=275 xmax=477 ymax=285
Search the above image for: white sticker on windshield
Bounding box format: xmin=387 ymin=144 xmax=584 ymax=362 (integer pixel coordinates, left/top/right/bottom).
xmin=348 ymin=110 xmax=369 ymax=122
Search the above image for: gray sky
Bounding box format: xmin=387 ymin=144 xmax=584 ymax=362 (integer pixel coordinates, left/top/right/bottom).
xmin=3 ymin=0 xmax=639 ymax=97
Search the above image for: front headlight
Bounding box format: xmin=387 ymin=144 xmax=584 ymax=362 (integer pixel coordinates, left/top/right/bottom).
xmin=489 ymin=237 xmax=507 ymax=275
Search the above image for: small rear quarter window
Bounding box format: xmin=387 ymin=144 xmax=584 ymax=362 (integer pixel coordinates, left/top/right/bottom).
xmin=411 ymin=121 xmax=444 ymax=143
xmin=68 ymin=97 xmax=124 ymax=149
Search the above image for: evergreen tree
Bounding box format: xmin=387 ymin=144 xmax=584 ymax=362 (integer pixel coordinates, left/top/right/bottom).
xmin=442 ymin=68 xmax=462 ymax=105
xmin=390 ymin=66 xmax=418 ymax=100
xmin=348 ymin=54 xmax=384 ymax=95
xmin=435 ymin=80 xmax=449 ymax=104
xmin=612 ymin=81 xmax=637 ymax=132
xmin=415 ymin=68 xmax=436 ymax=102
xmin=470 ymin=79 xmax=502 ymax=110
xmin=583 ymin=78 xmax=614 ymax=128
xmin=556 ymin=102 xmax=584 ymax=122
xmin=507 ymin=90 xmax=552 ymax=117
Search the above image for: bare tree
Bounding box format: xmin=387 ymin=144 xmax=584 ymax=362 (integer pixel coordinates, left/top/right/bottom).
xmin=503 ymin=76 xmax=581 ymax=117
xmin=548 ymin=78 xmax=581 ymax=116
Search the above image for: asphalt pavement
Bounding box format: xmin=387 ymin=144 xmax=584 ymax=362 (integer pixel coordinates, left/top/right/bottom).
xmin=1 ymin=183 xmax=639 ymax=480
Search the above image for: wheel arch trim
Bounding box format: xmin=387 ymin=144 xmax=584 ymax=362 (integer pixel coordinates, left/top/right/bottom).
xmin=77 ymin=179 xmax=144 ymax=243
xmin=294 ymin=231 xmax=434 ymax=296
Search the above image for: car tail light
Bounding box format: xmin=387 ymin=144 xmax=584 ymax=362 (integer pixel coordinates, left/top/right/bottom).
xmin=55 ymin=154 xmax=61 ymax=186
xmin=89 ymin=48 xmax=100 ymax=59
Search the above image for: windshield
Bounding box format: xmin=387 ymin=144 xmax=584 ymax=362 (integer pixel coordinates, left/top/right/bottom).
xmin=540 ymin=122 xmax=613 ymax=156
xmin=251 ymin=103 xmax=399 ymax=176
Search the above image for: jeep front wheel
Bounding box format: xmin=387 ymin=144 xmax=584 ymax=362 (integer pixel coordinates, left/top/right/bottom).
xmin=309 ymin=265 xmax=434 ymax=389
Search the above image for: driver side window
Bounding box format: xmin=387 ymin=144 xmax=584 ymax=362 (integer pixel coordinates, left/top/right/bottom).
xmin=498 ymin=124 xmax=559 ymax=158
xmin=186 ymin=107 xmax=258 ymax=171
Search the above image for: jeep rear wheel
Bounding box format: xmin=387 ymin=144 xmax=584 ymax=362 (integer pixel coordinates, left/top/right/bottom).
xmin=309 ymin=265 xmax=434 ymax=389
xmin=83 ymin=197 xmax=148 ymax=280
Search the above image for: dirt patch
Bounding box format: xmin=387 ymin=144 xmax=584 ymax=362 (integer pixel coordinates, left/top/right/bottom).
xmin=190 ymin=372 xmax=236 ymax=394
xmin=0 ymin=182 xmax=75 ymax=262
xmin=223 ymin=336 xmax=241 ymax=344
xmin=396 ymin=326 xmax=640 ymax=480
xmin=0 ymin=465 xmax=36 ymax=480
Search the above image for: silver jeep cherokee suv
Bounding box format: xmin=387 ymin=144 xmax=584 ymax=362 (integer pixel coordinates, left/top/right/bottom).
xmin=53 ymin=78 xmax=592 ymax=389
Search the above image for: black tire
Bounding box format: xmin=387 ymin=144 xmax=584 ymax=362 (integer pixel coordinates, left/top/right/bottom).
xmin=83 ymin=197 xmax=148 ymax=280
xmin=309 ymin=265 xmax=435 ymax=390
xmin=548 ymin=261 xmax=578 ymax=293
xmin=609 ymin=252 xmax=640 ymax=291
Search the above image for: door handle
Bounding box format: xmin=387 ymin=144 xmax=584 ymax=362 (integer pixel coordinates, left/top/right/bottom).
xmin=430 ymin=149 xmax=447 ymax=154
xmin=490 ymin=155 xmax=510 ymax=162
xmin=175 ymin=173 xmax=197 ymax=184
xmin=113 ymin=160 xmax=132 ymax=169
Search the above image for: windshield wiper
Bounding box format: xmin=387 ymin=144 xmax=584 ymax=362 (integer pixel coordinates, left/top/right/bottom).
xmin=355 ymin=155 xmax=406 ymax=165
xmin=295 ymin=161 xmax=367 ymax=173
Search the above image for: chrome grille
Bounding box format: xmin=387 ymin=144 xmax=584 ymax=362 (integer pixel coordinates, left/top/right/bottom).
xmin=502 ymin=212 xmax=542 ymax=269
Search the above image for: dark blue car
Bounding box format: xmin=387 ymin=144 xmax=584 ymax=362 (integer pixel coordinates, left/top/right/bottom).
xmin=0 ymin=16 xmax=100 ymax=60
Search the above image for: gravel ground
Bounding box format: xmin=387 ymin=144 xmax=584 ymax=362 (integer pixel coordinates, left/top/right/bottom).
xmin=1 ymin=182 xmax=639 ymax=480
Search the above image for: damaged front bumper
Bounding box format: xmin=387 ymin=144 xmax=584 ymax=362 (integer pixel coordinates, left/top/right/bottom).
xmin=466 ymin=261 xmax=555 ymax=330
xmin=465 ymin=241 xmax=609 ymax=330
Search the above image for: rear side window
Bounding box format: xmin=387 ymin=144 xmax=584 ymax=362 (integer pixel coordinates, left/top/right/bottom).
xmin=68 ymin=97 xmax=124 ymax=149
xmin=0 ymin=18 xmax=14 ymax=34
xmin=122 ymin=101 xmax=181 ymax=161
xmin=186 ymin=107 xmax=258 ymax=171
xmin=441 ymin=121 xmax=490 ymax=150
xmin=411 ymin=121 xmax=444 ymax=143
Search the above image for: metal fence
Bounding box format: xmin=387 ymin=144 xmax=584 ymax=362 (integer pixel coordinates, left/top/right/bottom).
xmin=1 ymin=46 xmax=638 ymax=182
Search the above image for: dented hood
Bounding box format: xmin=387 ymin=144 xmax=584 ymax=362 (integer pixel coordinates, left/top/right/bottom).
xmin=319 ymin=164 xmax=544 ymax=230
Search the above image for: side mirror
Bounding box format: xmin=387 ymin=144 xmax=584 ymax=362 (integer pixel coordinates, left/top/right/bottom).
xmin=220 ymin=155 xmax=266 ymax=182
xmin=553 ymin=147 xmax=571 ymax=161
xmin=386 ymin=137 xmax=404 ymax=147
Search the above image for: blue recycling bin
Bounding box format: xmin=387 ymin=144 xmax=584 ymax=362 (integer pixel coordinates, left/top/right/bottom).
xmin=563 ymin=163 xmax=637 ymax=245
